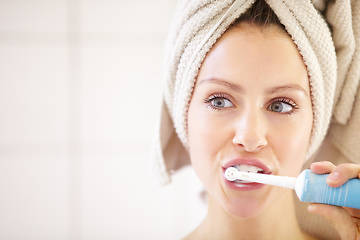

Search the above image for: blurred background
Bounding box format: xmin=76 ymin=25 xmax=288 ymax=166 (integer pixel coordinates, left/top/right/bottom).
xmin=0 ymin=0 xmax=206 ymax=239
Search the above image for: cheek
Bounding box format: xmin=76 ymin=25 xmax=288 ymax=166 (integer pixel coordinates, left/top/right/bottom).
xmin=188 ymin=103 xmax=233 ymax=157
xmin=187 ymin=100 xmax=230 ymax=181
xmin=188 ymin=102 xmax=217 ymax=162
xmin=271 ymin=115 xmax=313 ymax=175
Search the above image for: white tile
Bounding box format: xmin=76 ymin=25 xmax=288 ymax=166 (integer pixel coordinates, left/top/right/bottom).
xmin=80 ymin=0 xmax=177 ymax=35
xmin=0 ymin=45 xmax=68 ymax=144
xmin=0 ymin=0 xmax=67 ymax=33
xmin=79 ymin=44 xmax=163 ymax=144
xmin=78 ymin=38 xmax=207 ymax=238
xmin=0 ymin=152 xmax=68 ymax=240
xmin=80 ymin=140 xmax=206 ymax=239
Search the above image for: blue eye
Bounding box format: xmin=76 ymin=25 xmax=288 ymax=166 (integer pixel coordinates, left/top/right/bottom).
xmin=268 ymin=98 xmax=297 ymax=114
xmin=211 ymin=98 xmax=233 ymax=108
xmin=204 ymin=94 xmax=234 ymax=110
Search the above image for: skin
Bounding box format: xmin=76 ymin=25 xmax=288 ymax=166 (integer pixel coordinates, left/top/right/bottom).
xmin=309 ymin=161 xmax=360 ymax=240
xmin=186 ymin=24 xmax=315 ymax=239
xmin=185 ymin=23 xmax=360 ymax=240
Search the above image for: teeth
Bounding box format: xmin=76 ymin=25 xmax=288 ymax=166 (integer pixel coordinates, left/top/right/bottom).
xmin=233 ymin=164 xmax=263 ymax=173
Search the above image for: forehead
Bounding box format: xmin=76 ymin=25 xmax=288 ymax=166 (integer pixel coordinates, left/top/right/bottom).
xmin=197 ymin=25 xmax=308 ymax=91
xmin=210 ymin=25 xmax=302 ymax=64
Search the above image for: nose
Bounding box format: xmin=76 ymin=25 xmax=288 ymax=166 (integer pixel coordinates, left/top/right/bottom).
xmin=232 ymin=111 xmax=268 ymax=152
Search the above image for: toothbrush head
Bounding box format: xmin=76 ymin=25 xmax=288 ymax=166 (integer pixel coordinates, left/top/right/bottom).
xmin=225 ymin=167 xmax=238 ymax=181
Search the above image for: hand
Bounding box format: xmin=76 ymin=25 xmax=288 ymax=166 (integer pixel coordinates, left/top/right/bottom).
xmin=308 ymin=161 xmax=360 ymax=240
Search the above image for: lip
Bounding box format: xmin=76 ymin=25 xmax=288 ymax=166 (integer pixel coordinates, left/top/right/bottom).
xmin=222 ymin=158 xmax=272 ymax=174
xmin=222 ymin=158 xmax=272 ymax=191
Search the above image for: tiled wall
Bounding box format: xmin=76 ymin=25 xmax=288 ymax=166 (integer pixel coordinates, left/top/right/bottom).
xmin=0 ymin=1 xmax=206 ymax=239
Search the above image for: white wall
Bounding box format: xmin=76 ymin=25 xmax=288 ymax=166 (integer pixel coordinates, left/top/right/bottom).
xmin=0 ymin=1 xmax=206 ymax=239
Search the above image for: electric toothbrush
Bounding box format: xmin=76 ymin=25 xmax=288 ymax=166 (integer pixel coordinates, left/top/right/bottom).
xmin=225 ymin=167 xmax=360 ymax=209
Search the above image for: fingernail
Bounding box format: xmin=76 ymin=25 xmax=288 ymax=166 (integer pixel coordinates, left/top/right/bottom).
xmin=327 ymin=172 xmax=339 ymax=182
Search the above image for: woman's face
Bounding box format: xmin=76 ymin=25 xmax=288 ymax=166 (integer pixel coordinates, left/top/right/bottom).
xmin=187 ymin=26 xmax=313 ymax=218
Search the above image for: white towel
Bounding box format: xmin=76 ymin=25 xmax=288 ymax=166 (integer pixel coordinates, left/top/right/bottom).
xmin=150 ymin=1 xmax=360 ymax=238
xmin=151 ymin=0 xmax=360 ymax=186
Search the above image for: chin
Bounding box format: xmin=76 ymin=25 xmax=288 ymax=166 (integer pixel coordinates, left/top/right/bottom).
xmin=223 ymin=197 xmax=268 ymax=219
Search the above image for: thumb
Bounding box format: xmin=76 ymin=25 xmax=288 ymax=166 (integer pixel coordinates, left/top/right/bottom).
xmin=308 ymin=204 xmax=358 ymax=240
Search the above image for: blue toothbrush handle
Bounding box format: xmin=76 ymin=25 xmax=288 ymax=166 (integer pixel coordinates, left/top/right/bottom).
xmin=297 ymin=170 xmax=360 ymax=209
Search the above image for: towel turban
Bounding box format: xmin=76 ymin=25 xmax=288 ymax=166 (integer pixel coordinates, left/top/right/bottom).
xmin=150 ymin=0 xmax=360 ymax=186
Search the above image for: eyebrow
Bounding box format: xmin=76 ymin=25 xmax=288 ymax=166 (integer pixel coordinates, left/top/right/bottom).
xmin=265 ymin=84 xmax=309 ymax=96
xmin=198 ymin=77 xmax=308 ymax=96
xmin=198 ymin=78 xmax=245 ymax=93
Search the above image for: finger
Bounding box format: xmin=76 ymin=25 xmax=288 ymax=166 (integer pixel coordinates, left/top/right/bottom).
xmin=310 ymin=161 xmax=335 ymax=174
xmin=327 ymin=163 xmax=360 ymax=188
xmin=308 ymin=204 xmax=358 ymax=240
xmin=345 ymin=207 xmax=360 ymax=227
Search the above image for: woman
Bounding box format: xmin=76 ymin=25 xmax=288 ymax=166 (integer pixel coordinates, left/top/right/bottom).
xmin=151 ymin=0 xmax=360 ymax=239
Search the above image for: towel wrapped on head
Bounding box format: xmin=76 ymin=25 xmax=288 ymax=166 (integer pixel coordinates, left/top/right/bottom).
xmin=151 ymin=0 xmax=360 ymax=186
xmin=150 ymin=1 xmax=360 ymax=239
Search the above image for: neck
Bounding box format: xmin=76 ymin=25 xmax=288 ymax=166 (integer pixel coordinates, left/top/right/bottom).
xmin=189 ymin=191 xmax=308 ymax=240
